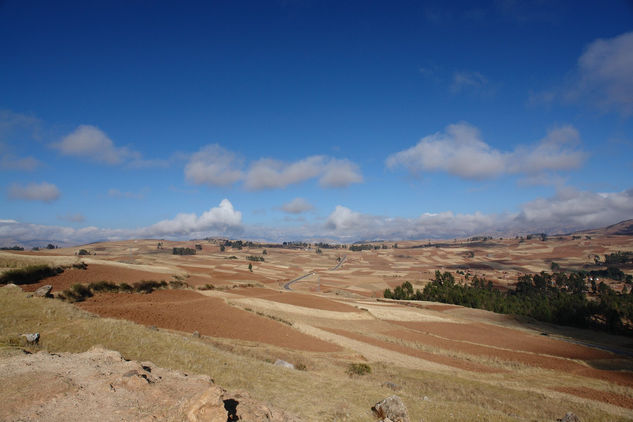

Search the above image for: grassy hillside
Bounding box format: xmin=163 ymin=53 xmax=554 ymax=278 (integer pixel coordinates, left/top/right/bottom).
xmin=1 ymin=285 xmax=630 ymax=421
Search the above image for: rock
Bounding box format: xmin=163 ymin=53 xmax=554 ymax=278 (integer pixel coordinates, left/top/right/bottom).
xmin=558 ymin=412 xmax=580 ymax=422
xmin=381 ymin=381 xmax=401 ymax=391
xmin=148 ymin=325 xmax=158 ymax=331
xmin=274 ymin=359 xmax=295 ymax=369
xmin=192 ymin=330 xmax=200 ymax=338
xmin=186 ymin=385 xmax=228 ymax=422
xmin=187 ymin=386 xmax=296 ymax=422
xmin=21 ymin=333 xmax=40 ymax=344
xmin=34 ymin=285 xmax=53 ymax=297
xmin=372 ymin=395 xmax=409 ymax=422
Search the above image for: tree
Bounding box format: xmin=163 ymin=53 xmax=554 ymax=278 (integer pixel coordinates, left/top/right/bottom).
xmin=248 ymin=263 xmax=253 ymax=272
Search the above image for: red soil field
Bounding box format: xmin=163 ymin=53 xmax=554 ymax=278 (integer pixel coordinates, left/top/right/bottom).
xmin=78 ymin=289 xmax=341 ymax=353
xmin=320 ymin=327 xmax=503 ymax=374
xmin=230 ymin=288 xmax=362 ymax=313
xmin=390 ymin=321 xmax=612 ymax=360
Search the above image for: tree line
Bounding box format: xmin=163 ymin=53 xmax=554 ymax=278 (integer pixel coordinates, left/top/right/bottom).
xmin=385 ymin=269 xmax=633 ymax=334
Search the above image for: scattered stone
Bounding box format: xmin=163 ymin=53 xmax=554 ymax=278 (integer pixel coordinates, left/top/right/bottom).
xmin=274 ymin=359 xmax=295 ymax=369
xmin=381 ymin=382 xmax=401 ymax=391
xmin=148 ymin=325 xmax=158 ymax=331
xmin=372 ymin=395 xmax=409 ymax=422
xmin=558 ymin=412 xmax=580 ymax=422
xmin=192 ymin=331 xmax=200 ymax=338
xmin=34 ymin=285 xmax=53 ymax=297
xmin=423 ymin=396 xmax=430 ymax=401
xmin=21 ymin=333 xmax=40 ymax=345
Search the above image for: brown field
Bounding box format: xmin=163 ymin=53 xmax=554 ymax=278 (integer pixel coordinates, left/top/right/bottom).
xmin=2 ymin=226 xmax=633 ymax=420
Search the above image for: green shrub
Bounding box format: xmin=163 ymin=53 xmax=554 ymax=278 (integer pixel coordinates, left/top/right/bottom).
xmin=0 ymin=265 xmax=63 ymax=285
xmin=88 ymin=281 xmax=119 ymax=292
xmin=346 ymin=363 xmax=371 ymax=376
xmin=169 ymin=280 xmax=189 ymax=289
xmin=119 ymin=283 xmax=134 ymax=293
xmin=59 ymin=284 xmax=93 ymax=302
xmin=133 ymin=280 xmax=167 ymax=294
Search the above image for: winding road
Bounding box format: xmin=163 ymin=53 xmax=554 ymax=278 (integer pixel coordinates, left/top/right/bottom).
xmin=283 ymin=255 xmax=346 ymax=291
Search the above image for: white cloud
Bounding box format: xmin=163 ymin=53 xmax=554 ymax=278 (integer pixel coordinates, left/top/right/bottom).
xmin=281 ymin=198 xmax=314 ymax=214
xmin=139 ymin=199 xmax=242 ymax=238
xmin=184 ymin=144 xmax=244 ymax=186
xmin=386 ymin=122 xmax=585 ymax=181
xmin=8 ymin=182 xmax=60 ymax=203
xmin=0 ymin=153 xmax=40 ymax=171
xmin=0 ymin=199 xmax=243 ymax=246
xmin=53 ymin=125 xmax=139 ymax=165
xmin=450 ymin=71 xmax=489 ymax=94
xmin=571 ymin=31 xmax=633 ymax=115
xmin=321 ymin=188 xmax=633 ymax=240
xmin=244 ymin=156 xmax=324 ymax=190
xmin=0 ymin=110 xmax=40 ymax=140
xmin=319 ymin=158 xmax=363 ymax=187
xmin=185 ymin=146 xmax=364 ymax=190
xmin=2 ymin=190 xmax=632 ymax=245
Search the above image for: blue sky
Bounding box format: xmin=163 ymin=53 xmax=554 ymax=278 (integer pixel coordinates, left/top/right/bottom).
xmin=1 ymin=0 xmax=633 ymax=245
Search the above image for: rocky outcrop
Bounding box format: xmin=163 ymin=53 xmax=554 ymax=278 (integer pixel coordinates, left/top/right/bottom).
xmin=0 ymin=347 xmax=298 ymax=422
xmin=372 ymin=395 xmax=410 ymax=422
xmin=34 ymin=285 xmax=53 ymax=298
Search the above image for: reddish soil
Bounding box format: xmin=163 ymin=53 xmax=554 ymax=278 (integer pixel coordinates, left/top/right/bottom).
xmin=320 ymin=327 xmax=503 ymax=374
xmin=230 ymin=288 xmax=362 ymax=312
xmin=77 ymin=289 xmax=341 ymax=353
xmin=21 ymin=264 xmax=172 ymax=293
xmin=390 ymin=321 xmax=613 ymax=360
xmin=552 ymin=386 xmax=633 ymax=409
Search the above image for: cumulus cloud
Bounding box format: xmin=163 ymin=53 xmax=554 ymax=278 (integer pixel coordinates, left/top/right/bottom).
xmin=319 ymin=159 xmax=363 ymax=187
xmin=139 ymin=199 xmax=242 ymax=238
xmin=244 ymin=156 xmax=324 ymax=190
xmin=184 ymin=144 xmax=244 ymax=186
xmin=570 ymin=31 xmax=633 ymax=115
xmin=281 ymin=198 xmax=314 ymax=214
xmin=0 ymin=199 xmax=243 ymax=246
xmin=52 ymin=125 xmax=140 ymax=165
xmin=8 ymin=182 xmax=60 ymax=202
xmin=386 ymin=122 xmax=585 ymax=181
xmin=185 ymin=145 xmax=363 ymax=190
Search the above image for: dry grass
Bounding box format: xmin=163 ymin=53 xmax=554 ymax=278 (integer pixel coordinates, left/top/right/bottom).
xmin=1 ymin=285 xmax=631 ymax=421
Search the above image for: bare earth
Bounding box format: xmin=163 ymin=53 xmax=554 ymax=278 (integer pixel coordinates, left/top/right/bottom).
xmin=2 ymin=227 xmax=633 ymax=419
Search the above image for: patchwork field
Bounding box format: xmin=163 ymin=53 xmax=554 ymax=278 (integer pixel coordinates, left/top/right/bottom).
xmin=2 ymin=224 xmax=633 ymax=420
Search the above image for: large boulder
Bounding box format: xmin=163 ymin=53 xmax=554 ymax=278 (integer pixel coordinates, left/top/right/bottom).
xmin=21 ymin=333 xmax=40 ymax=344
xmin=274 ymin=359 xmax=295 ymax=369
xmin=34 ymin=285 xmax=53 ymax=297
xmin=372 ymin=395 xmax=409 ymax=422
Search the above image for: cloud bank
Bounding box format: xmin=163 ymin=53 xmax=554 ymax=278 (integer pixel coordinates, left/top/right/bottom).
xmin=0 ymin=199 xmax=242 ymax=246
xmin=2 ymin=189 xmax=632 ymax=246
